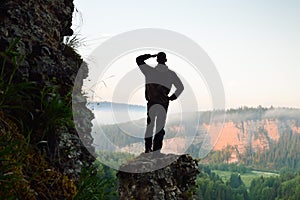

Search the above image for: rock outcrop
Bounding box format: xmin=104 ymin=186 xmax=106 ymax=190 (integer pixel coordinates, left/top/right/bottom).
xmin=0 ymin=0 xmax=94 ymax=178
xmin=117 ymin=154 xmax=200 ymax=200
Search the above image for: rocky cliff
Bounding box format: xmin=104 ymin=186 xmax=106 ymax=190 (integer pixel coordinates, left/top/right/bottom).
xmin=117 ymin=154 xmax=200 ymax=200
xmin=0 ymin=0 xmax=94 ymax=178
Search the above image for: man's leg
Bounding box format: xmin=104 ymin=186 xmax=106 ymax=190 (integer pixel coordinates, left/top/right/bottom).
xmin=145 ymin=102 xmax=155 ymax=153
xmin=153 ymin=103 xmax=168 ymax=152
xmin=153 ymin=129 xmax=165 ymax=152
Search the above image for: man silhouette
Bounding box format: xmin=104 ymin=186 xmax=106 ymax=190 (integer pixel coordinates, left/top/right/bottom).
xmin=136 ymin=52 xmax=184 ymax=153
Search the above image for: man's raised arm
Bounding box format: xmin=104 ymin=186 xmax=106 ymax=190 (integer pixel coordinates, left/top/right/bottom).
xmin=136 ymin=54 xmax=156 ymax=75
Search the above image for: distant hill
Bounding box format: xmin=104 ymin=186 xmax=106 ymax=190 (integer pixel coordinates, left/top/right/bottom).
xmin=188 ymin=107 xmax=300 ymax=171
xmin=88 ymin=101 xmax=146 ymax=112
xmin=88 ymin=101 xmax=146 ymax=124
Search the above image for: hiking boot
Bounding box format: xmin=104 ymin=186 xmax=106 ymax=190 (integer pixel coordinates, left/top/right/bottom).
xmin=145 ymin=148 xmax=153 ymax=153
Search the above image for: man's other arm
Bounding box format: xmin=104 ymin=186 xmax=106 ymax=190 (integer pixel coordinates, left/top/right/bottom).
xmin=169 ymin=72 xmax=184 ymax=101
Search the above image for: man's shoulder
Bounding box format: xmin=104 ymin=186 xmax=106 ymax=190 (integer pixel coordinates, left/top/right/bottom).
xmin=161 ymin=65 xmax=174 ymax=73
xmin=166 ymin=68 xmax=177 ymax=76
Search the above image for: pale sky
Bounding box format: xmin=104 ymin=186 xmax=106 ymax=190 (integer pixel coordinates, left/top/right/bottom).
xmin=73 ymin=0 xmax=300 ymax=109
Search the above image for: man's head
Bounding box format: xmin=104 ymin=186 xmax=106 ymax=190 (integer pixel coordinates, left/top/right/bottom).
xmin=157 ymin=52 xmax=167 ymax=64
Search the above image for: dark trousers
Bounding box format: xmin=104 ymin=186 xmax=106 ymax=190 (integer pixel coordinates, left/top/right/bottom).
xmin=145 ymin=101 xmax=169 ymax=151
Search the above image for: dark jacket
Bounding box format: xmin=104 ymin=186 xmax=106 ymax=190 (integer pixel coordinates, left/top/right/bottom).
xmin=136 ymin=54 xmax=184 ymax=104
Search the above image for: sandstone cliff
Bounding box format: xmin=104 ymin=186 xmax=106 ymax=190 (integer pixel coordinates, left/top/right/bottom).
xmin=204 ymin=118 xmax=300 ymax=163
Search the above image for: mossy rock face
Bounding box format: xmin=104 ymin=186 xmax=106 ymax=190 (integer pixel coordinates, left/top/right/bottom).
xmin=0 ymin=112 xmax=36 ymax=199
xmin=0 ymin=112 xmax=77 ymax=199
xmin=0 ymin=0 xmax=95 ymax=178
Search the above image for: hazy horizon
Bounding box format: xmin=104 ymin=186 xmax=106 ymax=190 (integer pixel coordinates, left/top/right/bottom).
xmin=89 ymin=100 xmax=300 ymax=110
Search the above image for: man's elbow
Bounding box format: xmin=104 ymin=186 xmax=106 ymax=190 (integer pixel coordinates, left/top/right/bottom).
xmin=136 ymin=57 xmax=141 ymax=65
xmin=181 ymin=84 xmax=184 ymax=92
xmin=136 ymin=57 xmax=144 ymax=66
xmin=174 ymin=85 xmax=184 ymax=98
xmin=178 ymin=84 xmax=184 ymax=94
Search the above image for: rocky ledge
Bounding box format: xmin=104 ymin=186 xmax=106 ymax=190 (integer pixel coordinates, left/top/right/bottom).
xmin=117 ymin=154 xmax=200 ymax=200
